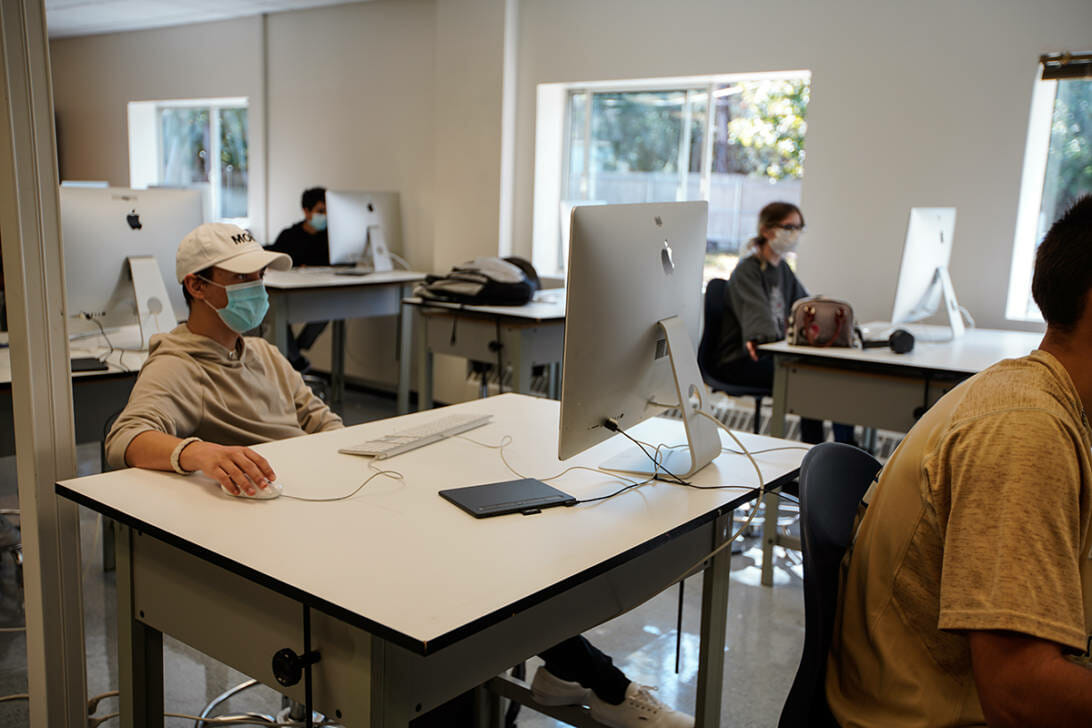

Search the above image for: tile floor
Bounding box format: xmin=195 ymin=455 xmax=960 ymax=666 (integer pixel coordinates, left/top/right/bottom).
xmin=0 ymin=387 xmax=807 ymax=727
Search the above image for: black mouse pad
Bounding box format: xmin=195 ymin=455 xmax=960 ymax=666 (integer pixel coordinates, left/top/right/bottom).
xmin=440 ymin=478 xmax=576 ymax=518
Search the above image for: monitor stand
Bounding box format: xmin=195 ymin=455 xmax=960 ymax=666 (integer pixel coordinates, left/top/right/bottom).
xmin=599 ymin=315 xmax=721 ymax=479
xmin=128 ymin=256 xmax=177 ymax=344
xmin=936 ymin=266 xmax=965 ymax=338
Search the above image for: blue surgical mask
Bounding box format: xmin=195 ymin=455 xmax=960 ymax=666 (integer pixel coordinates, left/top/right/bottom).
xmin=199 ymin=277 xmax=269 ymax=333
xmin=309 ymin=213 xmax=327 ymax=232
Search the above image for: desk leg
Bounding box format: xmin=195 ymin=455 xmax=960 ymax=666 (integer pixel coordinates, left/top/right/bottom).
xmin=509 ymin=329 xmax=535 ymax=396
xmin=761 ymin=358 xmax=790 ymax=587
xmin=760 ymin=490 xmax=780 ymax=587
xmin=397 ymin=300 xmax=413 ymax=415
xmin=473 ymin=684 xmax=504 ymax=728
xmin=695 ymin=511 xmax=732 ymax=728
xmin=331 ymin=320 xmax=346 ymax=405
xmin=769 ymin=356 xmax=789 ymax=439
xmin=368 ymin=638 xmax=413 ymax=728
xmin=116 ymin=526 xmax=164 ymax=728
xmin=417 ymin=313 xmax=434 ymax=410
xmin=270 ymin=294 xmax=290 ymax=356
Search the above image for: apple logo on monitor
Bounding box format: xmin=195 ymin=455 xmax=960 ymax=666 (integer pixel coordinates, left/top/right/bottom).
xmin=126 ymin=210 xmax=142 ymax=230
xmin=661 ymin=239 xmax=675 ymax=275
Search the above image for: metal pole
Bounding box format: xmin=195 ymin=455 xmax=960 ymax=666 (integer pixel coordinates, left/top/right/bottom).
xmin=0 ymin=1 xmax=88 ymax=724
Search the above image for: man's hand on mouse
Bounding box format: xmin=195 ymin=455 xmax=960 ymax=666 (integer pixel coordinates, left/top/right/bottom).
xmin=179 ymin=442 xmax=276 ymax=496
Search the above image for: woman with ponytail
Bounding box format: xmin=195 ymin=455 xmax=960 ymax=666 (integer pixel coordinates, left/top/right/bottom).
xmin=714 ymin=201 xmax=855 ymax=444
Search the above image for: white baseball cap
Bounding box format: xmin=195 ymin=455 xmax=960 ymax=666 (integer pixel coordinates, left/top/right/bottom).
xmin=175 ymin=222 xmax=292 ymax=283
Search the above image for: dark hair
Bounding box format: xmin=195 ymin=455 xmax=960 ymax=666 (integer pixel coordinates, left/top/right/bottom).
xmin=182 ymin=266 xmax=214 ymax=307
xmin=301 ymin=187 xmax=326 ymax=212
xmin=1032 ymin=195 xmax=1092 ymax=331
xmin=750 ymin=201 xmax=804 ymax=249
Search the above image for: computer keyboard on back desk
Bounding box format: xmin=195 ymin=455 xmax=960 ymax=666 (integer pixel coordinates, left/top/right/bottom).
xmin=338 ymin=413 xmax=493 ymax=459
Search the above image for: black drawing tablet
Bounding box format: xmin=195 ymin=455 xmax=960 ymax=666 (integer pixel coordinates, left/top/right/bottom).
xmin=440 ymin=478 xmax=577 ymax=518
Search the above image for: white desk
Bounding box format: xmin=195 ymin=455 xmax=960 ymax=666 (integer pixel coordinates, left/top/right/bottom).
xmin=399 ymin=292 xmax=566 ymax=413
xmin=755 ymin=326 xmax=1043 ymax=586
xmin=263 ymin=270 xmax=426 ymax=405
xmin=56 ymin=394 xmax=805 ymax=727
xmin=760 ymin=327 xmax=1043 ymax=437
xmin=0 ymin=325 xmax=148 ymax=457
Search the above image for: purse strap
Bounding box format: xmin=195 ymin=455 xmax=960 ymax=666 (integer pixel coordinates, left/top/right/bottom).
xmin=802 ymin=305 xmax=847 ymax=348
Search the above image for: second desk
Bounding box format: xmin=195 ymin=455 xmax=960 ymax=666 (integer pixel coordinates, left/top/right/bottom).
xmin=399 ymin=292 xmax=566 ymax=413
xmin=264 ymin=269 xmax=425 ymax=405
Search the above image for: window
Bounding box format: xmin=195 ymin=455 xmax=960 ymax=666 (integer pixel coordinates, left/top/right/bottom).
xmin=534 ymin=72 xmax=810 ymax=281
xmin=128 ymin=98 xmax=249 ymax=227
xmin=1006 ymin=56 xmax=1092 ymax=321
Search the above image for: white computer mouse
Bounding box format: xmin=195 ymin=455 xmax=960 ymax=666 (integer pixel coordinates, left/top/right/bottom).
xmin=220 ymin=480 xmax=283 ymax=500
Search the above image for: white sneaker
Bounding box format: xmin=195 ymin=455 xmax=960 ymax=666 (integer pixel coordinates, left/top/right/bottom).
xmin=530 ymin=666 xmax=591 ymax=706
xmin=589 ymin=683 xmax=695 ymax=728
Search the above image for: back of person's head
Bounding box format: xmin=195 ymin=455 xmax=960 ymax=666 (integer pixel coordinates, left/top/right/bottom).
xmin=750 ymin=201 xmax=804 ymax=249
xmin=1032 ymin=195 xmax=1092 ymax=332
xmin=301 ymin=187 xmax=326 ymax=212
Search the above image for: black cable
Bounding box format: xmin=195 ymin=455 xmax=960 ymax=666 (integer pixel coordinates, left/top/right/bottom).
xmin=495 ymin=316 xmax=503 ymax=394
xmin=603 ymin=419 xmax=690 ymax=485
xmin=572 ymin=475 xmax=656 ymax=504
xmin=83 ymin=313 xmax=115 ymax=361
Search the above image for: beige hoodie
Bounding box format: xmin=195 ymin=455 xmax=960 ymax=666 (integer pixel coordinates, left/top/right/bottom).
xmin=105 ymin=325 xmax=343 ymax=469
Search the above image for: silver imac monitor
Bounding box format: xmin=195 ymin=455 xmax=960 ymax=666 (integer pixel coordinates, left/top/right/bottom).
xmin=60 ymin=186 xmax=203 ymax=336
xmin=558 ymin=201 xmax=719 ymax=478
xmin=326 ymin=189 xmax=402 ymax=268
xmin=890 ymin=207 xmax=964 ymax=336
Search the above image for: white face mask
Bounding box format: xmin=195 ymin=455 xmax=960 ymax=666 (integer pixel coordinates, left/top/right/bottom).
xmin=768 ymin=228 xmax=801 ymax=256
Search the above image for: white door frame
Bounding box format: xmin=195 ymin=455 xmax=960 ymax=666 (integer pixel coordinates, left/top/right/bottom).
xmin=0 ymin=1 xmax=88 ymax=726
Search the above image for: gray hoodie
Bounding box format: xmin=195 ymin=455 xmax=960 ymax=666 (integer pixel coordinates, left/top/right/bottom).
xmin=105 ymin=325 xmax=343 ymax=469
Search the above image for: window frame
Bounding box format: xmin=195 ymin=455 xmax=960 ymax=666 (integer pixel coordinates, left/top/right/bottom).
xmin=537 ymin=71 xmax=810 ymax=278
xmin=128 ymin=96 xmax=249 ymax=228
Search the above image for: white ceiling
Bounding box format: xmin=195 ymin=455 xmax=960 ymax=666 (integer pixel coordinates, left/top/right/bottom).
xmin=45 ymin=0 xmax=366 ymax=39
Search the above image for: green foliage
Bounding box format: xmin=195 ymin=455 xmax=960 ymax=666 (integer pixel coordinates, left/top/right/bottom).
xmin=591 ymin=91 xmax=688 ymax=173
xmin=724 ymin=80 xmax=809 ymax=181
xmin=1042 ymin=80 xmax=1092 ymax=225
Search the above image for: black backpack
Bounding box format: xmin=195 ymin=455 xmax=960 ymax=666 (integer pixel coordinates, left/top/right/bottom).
xmin=415 ymin=257 xmax=539 ymax=306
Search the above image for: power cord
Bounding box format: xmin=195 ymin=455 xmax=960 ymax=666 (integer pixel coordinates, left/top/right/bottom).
xmin=79 ymin=312 xmax=115 ymax=362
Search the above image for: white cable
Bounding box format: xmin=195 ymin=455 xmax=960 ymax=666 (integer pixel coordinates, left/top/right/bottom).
xmin=0 ymin=693 xmax=28 ymax=702
xmin=456 ymin=434 xmax=650 ymax=488
xmin=388 ymin=252 xmax=411 ymax=271
xmin=280 ymin=461 xmax=403 ymax=502
xmin=0 ymin=626 xmax=25 ymax=633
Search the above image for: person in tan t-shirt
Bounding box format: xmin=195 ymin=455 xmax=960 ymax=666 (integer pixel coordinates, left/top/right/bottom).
xmin=826 ymin=195 xmax=1092 ymax=728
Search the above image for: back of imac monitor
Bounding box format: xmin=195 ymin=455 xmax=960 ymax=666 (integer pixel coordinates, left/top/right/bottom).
xmin=559 ymin=201 xmax=708 ymax=462
xmin=60 ymin=187 xmax=203 ymax=334
xmin=326 ymin=190 xmax=402 ymax=266
xmin=891 ymin=207 xmax=956 ymax=324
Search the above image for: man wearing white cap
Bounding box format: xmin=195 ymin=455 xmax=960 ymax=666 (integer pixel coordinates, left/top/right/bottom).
xmin=104 ymin=223 xmax=343 ymax=495
xmin=104 ymin=224 xmax=694 ymax=728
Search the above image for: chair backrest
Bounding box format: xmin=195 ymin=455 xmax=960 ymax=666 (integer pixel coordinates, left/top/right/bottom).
xmin=696 ymin=278 xmax=727 ymax=380
xmin=779 ymin=442 xmax=882 ymax=728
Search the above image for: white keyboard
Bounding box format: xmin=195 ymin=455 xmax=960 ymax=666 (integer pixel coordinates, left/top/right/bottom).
xmin=338 ymin=413 xmax=493 ymax=459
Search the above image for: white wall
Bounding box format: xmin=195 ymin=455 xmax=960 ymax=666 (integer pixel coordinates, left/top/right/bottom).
xmin=50 ymin=16 xmax=267 ymax=235
xmin=48 ymin=0 xmax=507 ymax=398
xmin=511 ymin=0 xmax=1092 ymax=331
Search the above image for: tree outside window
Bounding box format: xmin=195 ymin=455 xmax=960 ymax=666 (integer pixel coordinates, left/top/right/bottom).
xmin=562 ymin=75 xmax=810 ymax=284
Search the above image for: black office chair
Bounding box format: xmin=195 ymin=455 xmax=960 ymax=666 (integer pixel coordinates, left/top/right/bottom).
xmin=779 ymin=443 xmax=882 ymax=728
xmin=697 ymin=278 xmax=770 ymax=434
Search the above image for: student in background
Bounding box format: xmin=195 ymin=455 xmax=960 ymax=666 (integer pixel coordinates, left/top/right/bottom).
xmin=826 ymin=195 xmax=1092 ymax=726
xmin=267 ymin=186 xmax=329 ymax=371
xmin=714 ymin=201 xmax=855 ymax=444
